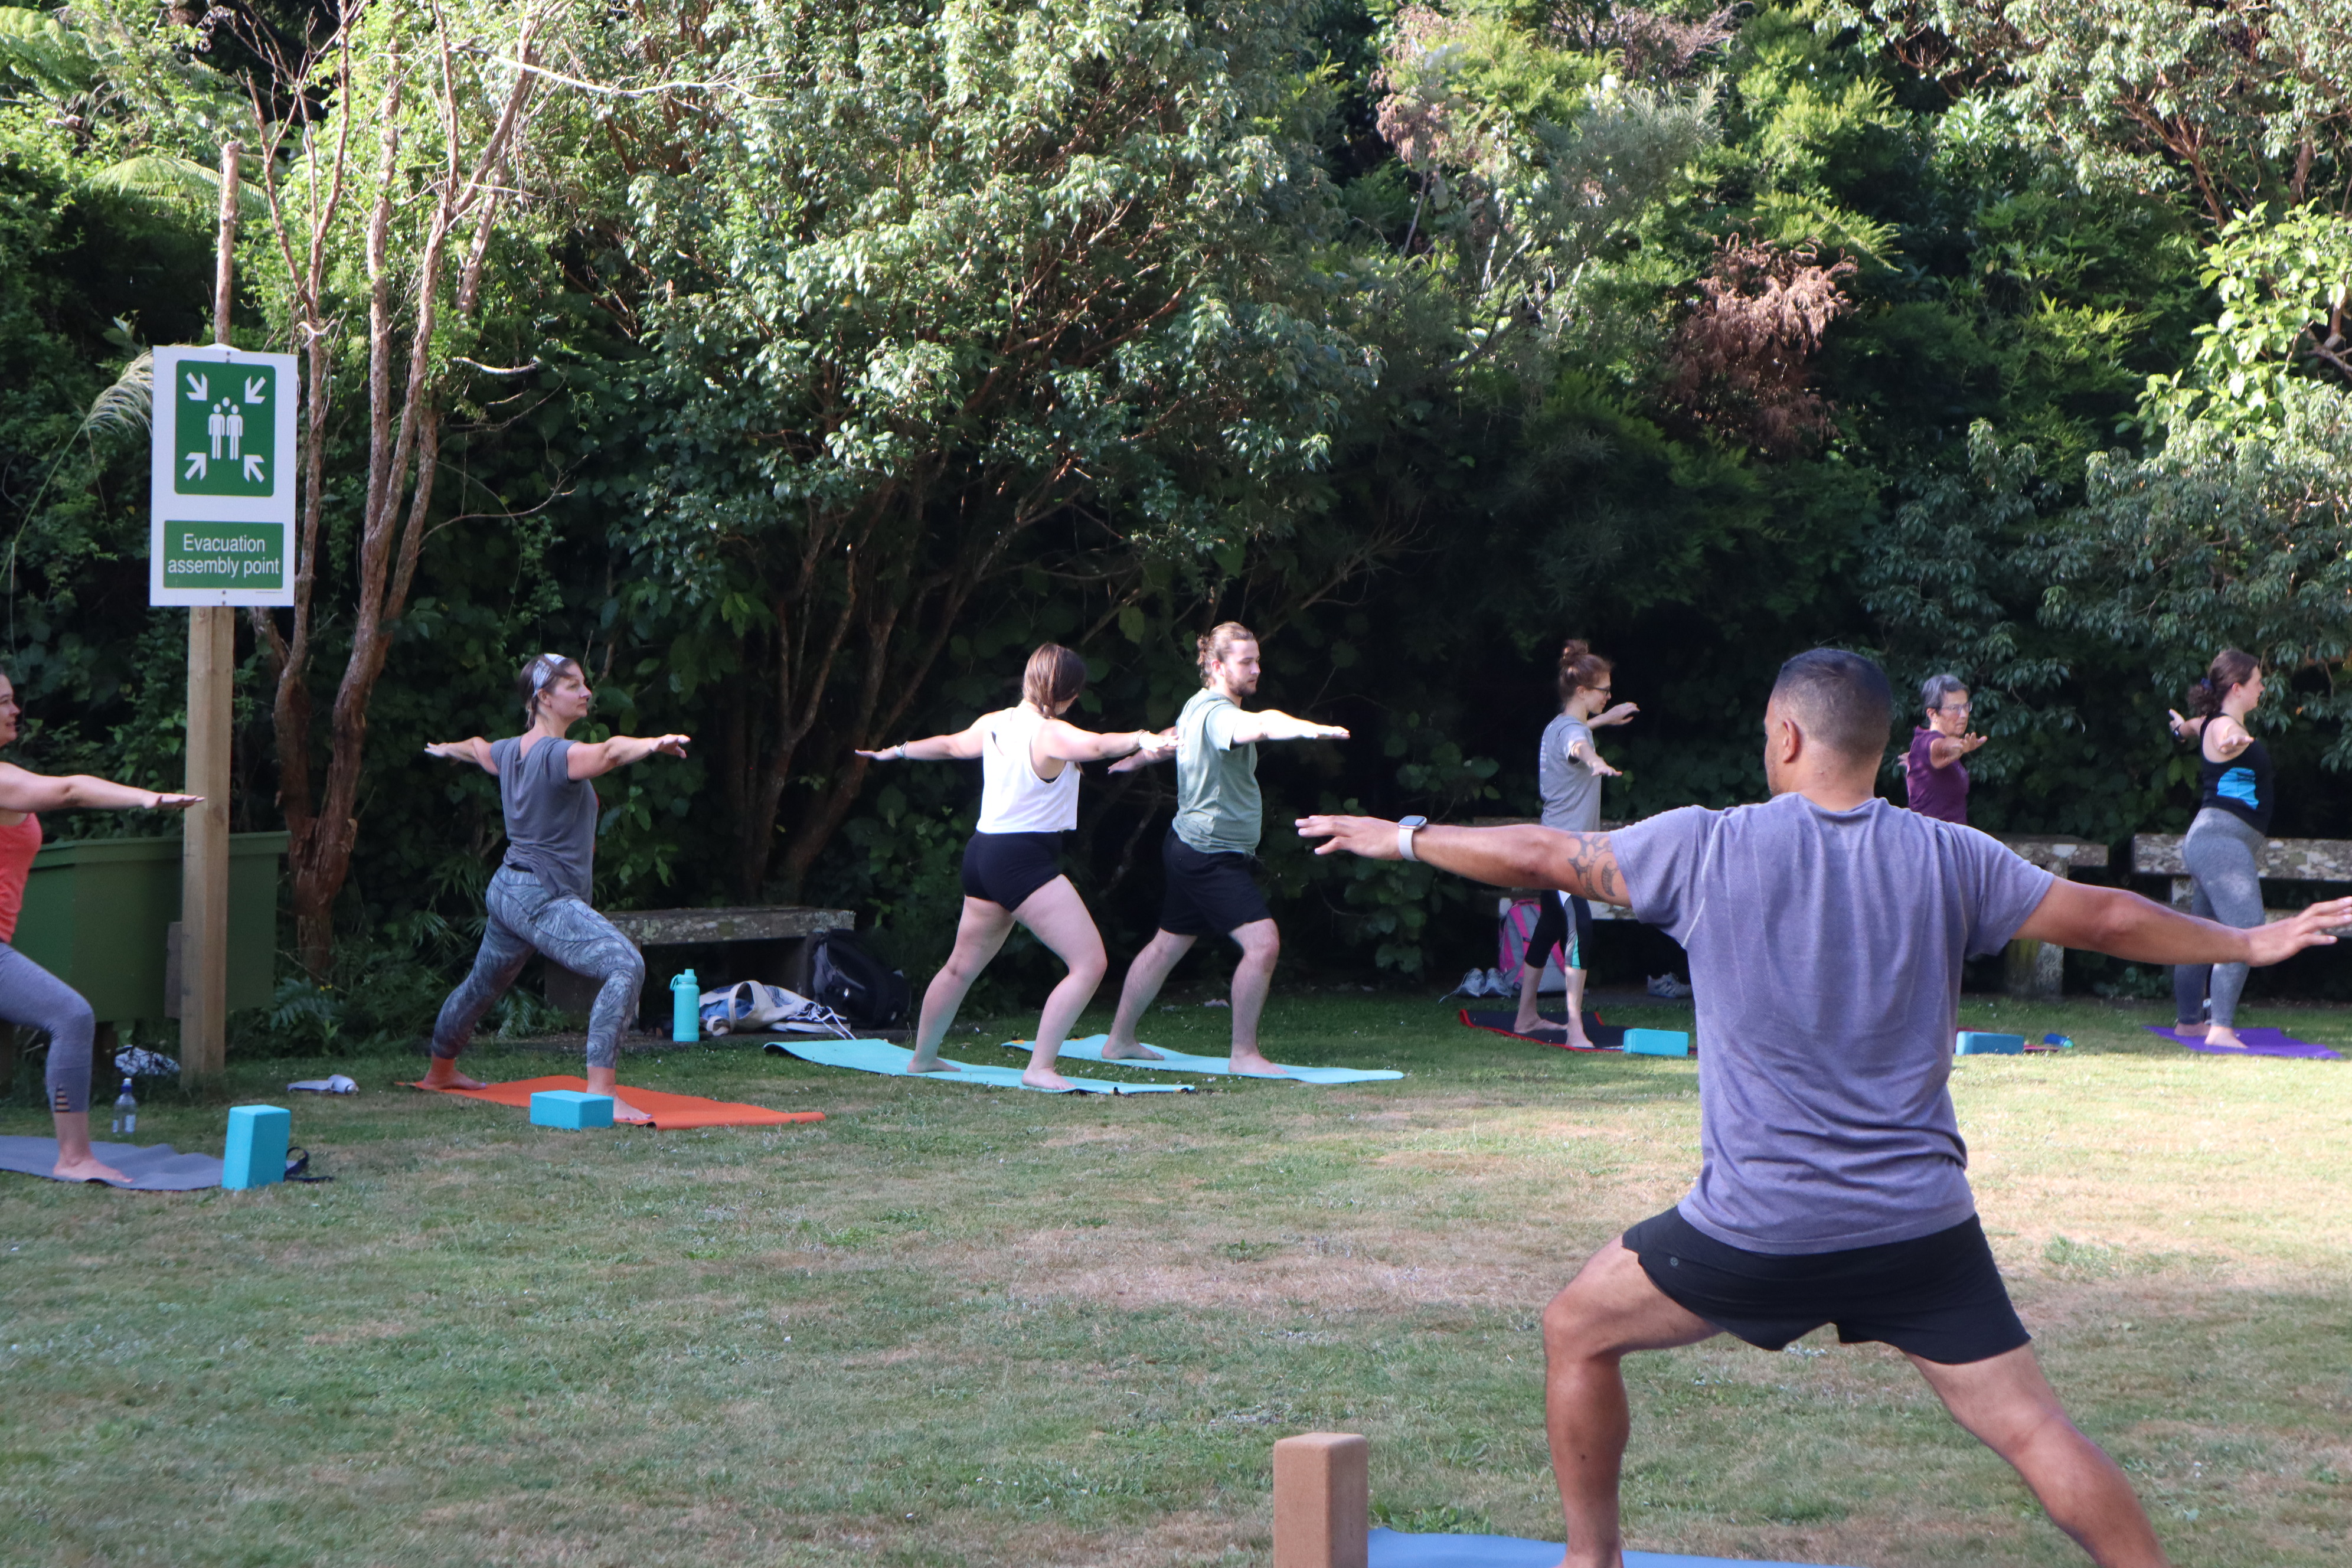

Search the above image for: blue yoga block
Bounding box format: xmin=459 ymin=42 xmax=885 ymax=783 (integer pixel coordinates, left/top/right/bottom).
xmin=1956 ymin=1031 xmax=2026 ymax=1056
xmin=530 ymin=1090 xmax=615 ymax=1129
xmin=1623 ymin=1028 xmax=1691 ymax=1058
xmin=221 ymin=1104 xmax=290 ymax=1190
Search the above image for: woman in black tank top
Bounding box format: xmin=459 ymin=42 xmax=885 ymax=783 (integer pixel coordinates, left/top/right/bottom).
xmin=2167 ymin=651 xmax=2272 ymax=1048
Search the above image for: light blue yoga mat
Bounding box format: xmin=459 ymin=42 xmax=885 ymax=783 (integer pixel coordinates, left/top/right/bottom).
xmin=764 ymin=1037 xmax=1189 ymax=1095
xmin=1369 ymin=1527 xmax=1861 ymax=1568
xmin=1043 ymin=1034 xmax=1404 ymax=1084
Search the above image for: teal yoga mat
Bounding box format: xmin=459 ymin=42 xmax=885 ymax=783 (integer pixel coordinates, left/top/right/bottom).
xmin=765 ymin=1037 xmax=1190 ymax=1095
xmin=1368 ymin=1527 xmax=1861 ymax=1567
xmin=1044 ymin=1034 xmax=1404 ymax=1084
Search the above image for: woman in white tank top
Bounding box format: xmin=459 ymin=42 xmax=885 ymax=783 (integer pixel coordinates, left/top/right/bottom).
xmin=858 ymin=645 xmax=1172 ymax=1089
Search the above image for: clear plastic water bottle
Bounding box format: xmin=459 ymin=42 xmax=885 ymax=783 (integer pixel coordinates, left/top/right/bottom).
xmin=110 ymin=1076 xmax=136 ymax=1138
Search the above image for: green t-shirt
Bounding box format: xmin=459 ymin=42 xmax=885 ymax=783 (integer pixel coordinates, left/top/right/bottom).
xmin=1173 ymin=688 xmax=1261 ymax=854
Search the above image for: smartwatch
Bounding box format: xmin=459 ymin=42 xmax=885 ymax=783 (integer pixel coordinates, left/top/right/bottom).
xmin=1397 ymin=815 xmax=1429 ymax=862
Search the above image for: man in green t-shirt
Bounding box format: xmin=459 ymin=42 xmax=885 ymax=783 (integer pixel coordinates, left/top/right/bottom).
xmin=1102 ymin=622 xmax=1348 ymax=1075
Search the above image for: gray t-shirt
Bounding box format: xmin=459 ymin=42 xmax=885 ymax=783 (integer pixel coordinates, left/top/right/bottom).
xmin=1172 ymin=688 xmax=1261 ymax=854
xmin=1612 ymin=794 xmax=2054 ymax=1255
xmin=1539 ymin=713 xmax=1600 ymax=832
xmin=494 ymin=736 xmax=599 ymax=901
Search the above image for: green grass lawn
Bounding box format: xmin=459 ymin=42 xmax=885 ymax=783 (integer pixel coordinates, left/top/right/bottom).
xmin=4 ymin=992 xmax=2350 ymax=1567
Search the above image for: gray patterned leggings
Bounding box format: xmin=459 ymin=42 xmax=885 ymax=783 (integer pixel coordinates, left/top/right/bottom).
xmin=2172 ymin=808 xmax=2266 ymax=1030
xmin=0 ymin=942 xmax=96 ymax=1115
xmin=432 ymin=867 xmax=644 ymax=1069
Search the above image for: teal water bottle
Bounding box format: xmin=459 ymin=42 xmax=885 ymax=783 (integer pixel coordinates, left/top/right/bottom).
xmin=670 ymin=968 xmax=700 ymax=1042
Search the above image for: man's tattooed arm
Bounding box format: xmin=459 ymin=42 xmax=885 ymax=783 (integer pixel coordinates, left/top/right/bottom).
xmin=1294 ymin=816 xmax=1626 ymax=904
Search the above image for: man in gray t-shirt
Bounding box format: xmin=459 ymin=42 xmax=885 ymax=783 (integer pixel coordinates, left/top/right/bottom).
xmin=1101 ymin=623 xmax=1347 ymax=1076
xmin=1301 ymin=649 xmax=2352 ymax=1568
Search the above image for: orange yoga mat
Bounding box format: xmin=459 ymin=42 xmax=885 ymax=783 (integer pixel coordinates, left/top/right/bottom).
xmin=407 ymin=1074 xmax=824 ymax=1129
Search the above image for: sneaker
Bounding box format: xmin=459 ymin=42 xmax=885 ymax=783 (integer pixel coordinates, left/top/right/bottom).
xmin=1646 ymin=973 xmax=1694 ymax=999
xmin=1451 ymin=969 xmax=1485 ymax=999
xmin=1485 ymin=967 xmax=1514 ymax=997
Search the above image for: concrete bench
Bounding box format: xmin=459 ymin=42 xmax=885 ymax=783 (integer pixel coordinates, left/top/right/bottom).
xmin=2131 ymin=834 xmax=2352 ymax=927
xmin=544 ymin=904 xmax=855 ymax=1023
xmin=1994 ymin=836 xmax=2109 ymax=999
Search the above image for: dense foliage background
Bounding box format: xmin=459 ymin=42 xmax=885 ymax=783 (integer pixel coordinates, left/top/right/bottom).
xmin=5 ymin=0 xmax=2352 ymax=1044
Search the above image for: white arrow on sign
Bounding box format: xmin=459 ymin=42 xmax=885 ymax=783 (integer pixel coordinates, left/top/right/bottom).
xmin=185 ymin=452 xmax=207 ymax=480
xmin=242 ymin=454 xmax=266 ymax=483
xmin=184 ymin=372 xmax=209 ymax=401
xmin=243 ymin=377 xmax=267 ymax=404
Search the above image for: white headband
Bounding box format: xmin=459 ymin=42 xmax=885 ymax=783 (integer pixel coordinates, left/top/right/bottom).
xmin=530 ymin=654 xmax=567 ymax=691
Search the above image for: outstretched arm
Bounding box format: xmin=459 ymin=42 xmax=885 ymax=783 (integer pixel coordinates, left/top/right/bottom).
xmin=1225 ymin=709 xmax=1349 ymax=746
xmin=1296 ymin=816 xmax=1625 ymax=905
xmin=1566 ymin=737 xmax=1623 ymax=779
xmin=1928 ymin=732 xmax=1987 ymax=767
xmin=423 ymin=737 xmax=498 ymax=773
xmin=0 ymin=762 xmax=198 ymax=814
xmin=1037 ymin=718 xmax=1174 ymax=765
xmin=855 ymin=721 xmax=985 ymax=764
xmin=567 ymin=733 xmax=691 ymax=780
xmin=2012 ymin=878 xmax=2352 ymax=965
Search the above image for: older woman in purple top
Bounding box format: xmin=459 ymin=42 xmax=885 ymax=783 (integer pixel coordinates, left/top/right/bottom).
xmin=1904 ymin=673 xmax=1985 ymax=824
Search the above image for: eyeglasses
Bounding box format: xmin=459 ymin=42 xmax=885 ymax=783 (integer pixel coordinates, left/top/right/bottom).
xmin=1937 ymin=703 xmax=1972 ymax=716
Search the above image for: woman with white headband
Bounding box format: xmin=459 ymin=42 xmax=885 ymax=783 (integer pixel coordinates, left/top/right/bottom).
xmin=420 ymin=654 xmax=689 ymax=1122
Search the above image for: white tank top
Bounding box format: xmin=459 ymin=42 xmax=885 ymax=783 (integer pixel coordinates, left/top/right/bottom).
xmin=975 ymin=705 xmax=1080 ymax=834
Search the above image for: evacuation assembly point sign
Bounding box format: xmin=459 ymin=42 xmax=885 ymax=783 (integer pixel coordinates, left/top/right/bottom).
xmin=149 ymin=344 xmax=298 ymax=607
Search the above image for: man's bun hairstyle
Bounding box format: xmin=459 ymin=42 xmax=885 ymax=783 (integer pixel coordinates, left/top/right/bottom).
xmin=2187 ymin=649 xmax=2259 ymax=717
xmin=1022 ymin=643 xmax=1088 ymax=712
xmin=1557 ymin=638 xmax=1613 ymax=702
xmin=517 ymin=653 xmax=582 ymax=721
xmin=1197 ymin=622 xmax=1256 ymax=685
xmin=1771 ymin=648 xmax=1893 ymax=764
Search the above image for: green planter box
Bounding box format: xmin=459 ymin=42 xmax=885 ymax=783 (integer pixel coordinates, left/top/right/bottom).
xmin=15 ymin=832 xmax=288 ymax=1024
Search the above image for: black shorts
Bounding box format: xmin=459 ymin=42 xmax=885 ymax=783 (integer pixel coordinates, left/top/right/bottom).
xmin=1623 ymin=1206 xmax=2030 ymax=1366
xmin=1158 ymin=830 xmax=1272 ymax=936
xmin=959 ymin=831 xmax=1064 ymax=910
xmin=1523 ymin=890 xmax=1592 ymax=972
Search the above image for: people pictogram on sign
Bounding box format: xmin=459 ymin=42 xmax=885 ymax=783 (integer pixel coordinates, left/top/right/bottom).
xmin=224 ymin=404 xmax=244 ymax=460
xmin=207 ymin=401 xmax=227 ymax=459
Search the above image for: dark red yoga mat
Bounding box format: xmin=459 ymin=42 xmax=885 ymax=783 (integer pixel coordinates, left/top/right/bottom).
xmin=1458 ymin=1010 xmax=1626 ymax=1050
xmin=2144 ymin=1025 xmax=2342 ymax=1060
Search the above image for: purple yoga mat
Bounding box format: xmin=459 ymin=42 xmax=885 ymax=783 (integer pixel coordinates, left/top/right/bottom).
xmin=2144 ymin=1024 xmax=2343 ymax=1060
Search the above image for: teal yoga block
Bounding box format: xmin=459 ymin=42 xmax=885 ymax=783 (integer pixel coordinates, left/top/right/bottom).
xmin=530 ymin=1090 xmax=615 ymax=1129
xmin=222 ymin=1104 xmax=290 ymax=1190
xmin=1623 ymin=1028 xmax=1691 ymax=1058
xmin=1955 ymin=1031 xmax=2026 ymax=1056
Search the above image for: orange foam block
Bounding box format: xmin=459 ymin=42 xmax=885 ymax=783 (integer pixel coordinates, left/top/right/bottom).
xmin=408 ymin=1074 xmax=822 ymax=1129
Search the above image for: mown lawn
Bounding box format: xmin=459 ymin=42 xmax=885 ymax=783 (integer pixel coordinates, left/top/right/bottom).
xmin=3 ymin=991 xmax=2348 ymax=1567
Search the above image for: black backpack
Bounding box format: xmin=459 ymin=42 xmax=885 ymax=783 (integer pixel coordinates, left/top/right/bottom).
xmin=808 ymin=929 xmax=911 ymax=1030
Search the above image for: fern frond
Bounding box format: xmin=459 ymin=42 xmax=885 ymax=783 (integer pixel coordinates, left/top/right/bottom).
xmin=80 ymin=351 xmax=153 ymax=440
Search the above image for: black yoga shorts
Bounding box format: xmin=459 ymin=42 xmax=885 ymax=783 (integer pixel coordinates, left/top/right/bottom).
xmin=1623 ymin=1206 xmax=2031 ymax=1367
xmin=1157 ymin=829 xmax=1272 ymax=937
xmin=1523 ymin=889 xmax=1592 ymax=972
xmin=959 ymin=831 xmax=1065 ymax=911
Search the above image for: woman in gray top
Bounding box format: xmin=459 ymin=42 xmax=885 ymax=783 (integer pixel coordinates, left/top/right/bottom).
xmin=1512 ymin=639 xmax=1635 ymax=1043
xmin=419 ymin=655 xmax=690 ymax=1123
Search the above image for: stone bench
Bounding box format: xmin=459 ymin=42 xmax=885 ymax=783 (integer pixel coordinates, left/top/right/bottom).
xmin=2130 ymin=834 xmax=2352 ymax=927
xmin=544 ymin=904 xmax=855 ymax=1022
xmin=1994 ymin=836 xmax=2109 ymax=999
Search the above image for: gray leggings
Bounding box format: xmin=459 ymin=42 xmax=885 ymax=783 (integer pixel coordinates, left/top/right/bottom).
xmin=0 ymin=942 xmax=97 ymax=1115
xmin=432 ymin=867 xmax=645 ymax=1069
xmin=2173 ymin=808 xmax=2267 ymax=1028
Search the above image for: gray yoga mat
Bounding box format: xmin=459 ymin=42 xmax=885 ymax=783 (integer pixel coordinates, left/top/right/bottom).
xmin=0 ymin=1136 xmax=223 ymax=1190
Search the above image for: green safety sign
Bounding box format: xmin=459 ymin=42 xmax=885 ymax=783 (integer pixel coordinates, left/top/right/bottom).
xmin=149 ymin=345 xmax=296 ymax=607
xmin=171 ymin=361 xmax=277 ymax=495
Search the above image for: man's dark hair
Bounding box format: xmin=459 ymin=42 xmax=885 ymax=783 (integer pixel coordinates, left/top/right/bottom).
xmin=1772 ymin=649 xmax=1892 ymax=762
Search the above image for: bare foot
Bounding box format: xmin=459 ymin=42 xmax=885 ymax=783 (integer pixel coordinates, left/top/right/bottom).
xmin=607 ymin=1096 xmax=655 ymax=1125
xmin=1022 ymin=1067 xmax=1076 ymax=1091
xmin=2202 ymin=1028 xmax=2249 ymax=1051
xmin=51 ymin=1154 xmax=128 ymax=1184
xmin=418 ymin=1063 xmax=487 ymax=1090
xmin=2172 ymin=1021 xmax=2211 ymax=1038
xmin=1099 ymin=1040 xmax=1165 ymax=1060
xmin=905 ymin=1056 xmax=962 ymax=1073
xmin=1228 ymin=1048 xmax=1290 ymax=1079
xmin=1513 ymin=1018 xmax=1568 ymax=1040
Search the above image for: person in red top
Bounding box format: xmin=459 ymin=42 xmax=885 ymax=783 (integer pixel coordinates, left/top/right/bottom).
xmin=0 ymin=673 xmax=198 ymax=1182
xmin=1904 ymin=673 xmax=1984 ymax=825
